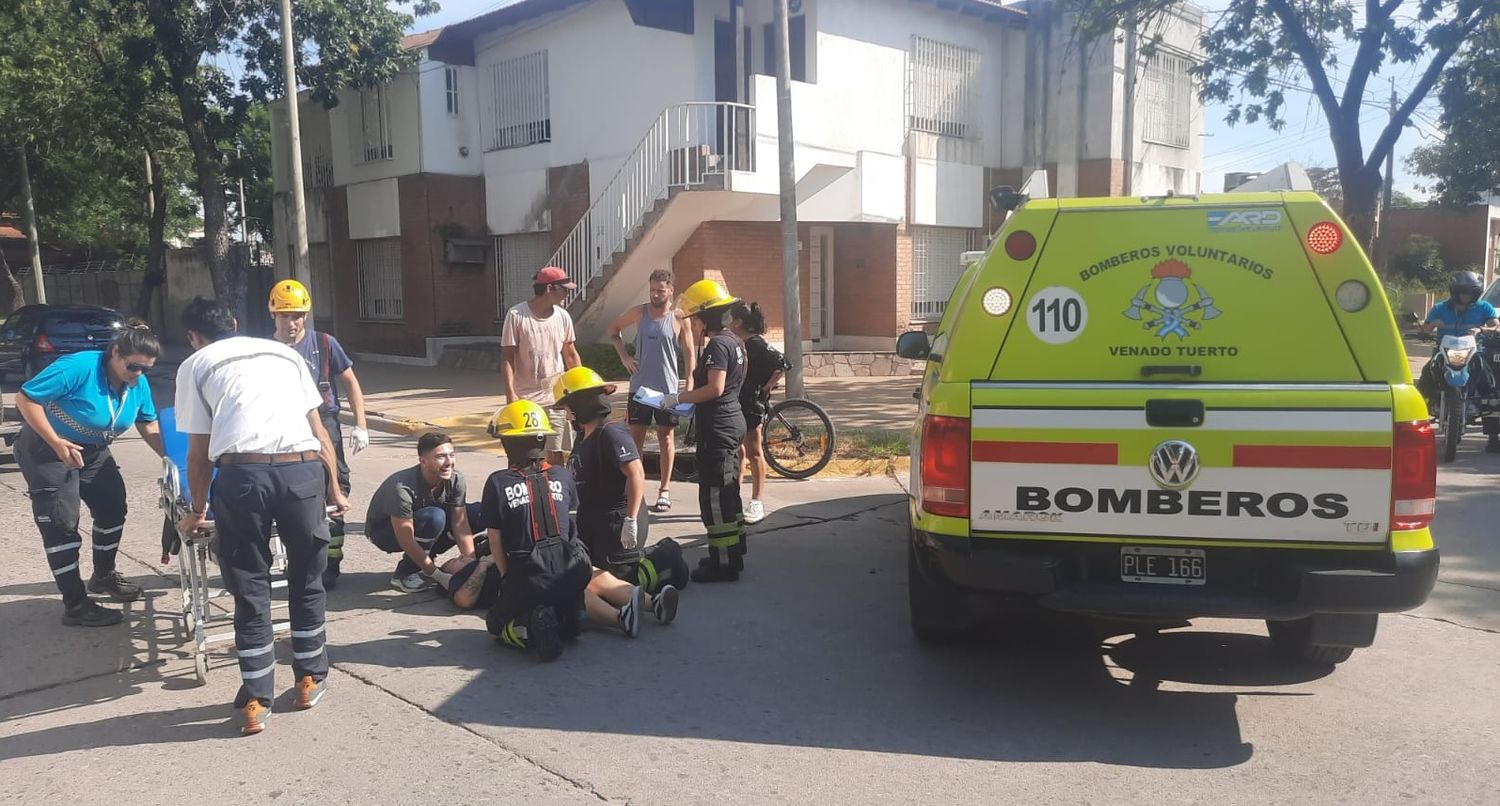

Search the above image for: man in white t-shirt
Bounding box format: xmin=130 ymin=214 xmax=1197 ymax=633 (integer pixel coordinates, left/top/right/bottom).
xmin=173 ymin=297 xmax=350 ymax=737
xmin=500 ymin=266 xmax=582 ymax=464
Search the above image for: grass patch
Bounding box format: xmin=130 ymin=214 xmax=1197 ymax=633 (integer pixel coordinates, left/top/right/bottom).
xmin=835 ymin=428 xmax=911 ymax=460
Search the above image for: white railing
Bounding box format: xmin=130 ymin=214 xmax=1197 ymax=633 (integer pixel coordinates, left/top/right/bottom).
xmin=549 ymin=102 xmax=756 ymax=299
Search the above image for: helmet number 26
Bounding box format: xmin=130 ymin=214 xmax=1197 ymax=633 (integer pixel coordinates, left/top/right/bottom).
xmin=1027 ymin=287 xmax=1088 ymax=345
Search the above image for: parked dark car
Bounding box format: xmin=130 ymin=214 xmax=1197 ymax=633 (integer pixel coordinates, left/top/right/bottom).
xmin=0 ymin=304 xmax=127 ymax=382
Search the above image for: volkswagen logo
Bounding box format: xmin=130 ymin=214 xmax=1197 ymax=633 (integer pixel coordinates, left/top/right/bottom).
xmin=1149 ymin=440 xmax=1200 ymax=490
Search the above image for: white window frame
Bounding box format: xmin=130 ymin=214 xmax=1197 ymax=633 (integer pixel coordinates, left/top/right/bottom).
xmin=910 ymin=226 xmax=983 ymax=322
xmin=1141 ymin=52 xmax=1193 ymax=149
xmin=907 ymin=36 xmax=982 ymax=141
xmin=355 ymin=85 xmax=395 ymax=163
xmin=354 ymin=238 xmax=403 ymax=321
xmin=486 ymin=50 xmax=551 ymax=152
xmin=444 ymin=67 xmax=461 ymax=117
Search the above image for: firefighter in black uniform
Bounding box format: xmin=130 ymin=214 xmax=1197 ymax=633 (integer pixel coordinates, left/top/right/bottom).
xmin=478 ymin=400 xmax=599 ymax=661
xmin=659 ymin=279 xmax=748 ymax=582
xmin=555 ymin=366 xmax=684 ymax=625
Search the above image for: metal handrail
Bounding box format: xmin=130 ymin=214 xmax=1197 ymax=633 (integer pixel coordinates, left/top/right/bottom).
xmin=547 ymin=101 xmax=756 ymax=299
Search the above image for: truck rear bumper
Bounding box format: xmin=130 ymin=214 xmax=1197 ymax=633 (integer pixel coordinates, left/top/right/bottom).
xmin=914 ymin=530 xmax=1439 ymax=620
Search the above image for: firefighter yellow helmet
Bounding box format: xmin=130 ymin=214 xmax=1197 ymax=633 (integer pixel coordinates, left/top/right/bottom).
xmin=268 ymin=280 xmax=312 ymax=314
xmin=488 ymin=400 xmax=557 ymax=438
xmin=678 ymin=278 xmax=738 ymax=316
xmin=553 ymin=366 xmax=617 ymax=404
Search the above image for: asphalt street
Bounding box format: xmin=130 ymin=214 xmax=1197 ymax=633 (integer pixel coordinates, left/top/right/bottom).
xmin=0 ymin=408 xmax=1496 ymax=804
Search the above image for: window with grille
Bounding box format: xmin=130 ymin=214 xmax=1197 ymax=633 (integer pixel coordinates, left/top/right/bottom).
xmin=487 ymin=51 xmax=551 ymax=151
xmin=354 ymin=86 xmax=394 ymax=163
xmin=908 ymin=37 xmax=981 ymax=140
xmin=910 ymin=226 xmax=982 ymax=321
xmin=495 ymin=232 xmax=554 ymax=316
xmin=355 ymin=238 xmax=403 ymax=321
xmin=1141 ymin=52 xmax=1193 ymax=148
xmin=444 ymin=67 xmax=460 ymax=117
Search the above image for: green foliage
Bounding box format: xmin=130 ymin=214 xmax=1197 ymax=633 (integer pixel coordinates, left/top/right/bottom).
xmin=225 ymin=104 xmax=274 ymax=243
xmin=577 ymin=343 xmax=633 ymax=382
xmin=1060 ymin=0 xmax=1500 ymax=245
xmin=1390 ymin=235 xmax=1450 ymax=293
xmin=1409 ymin=18 xmax=1500 ymax=206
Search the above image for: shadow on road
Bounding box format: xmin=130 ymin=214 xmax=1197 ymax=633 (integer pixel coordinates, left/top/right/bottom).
xmin=323 ymin=493 xmax=1311 ymax=770
xmin=0 ymin=492 xmax=1351 ymax=770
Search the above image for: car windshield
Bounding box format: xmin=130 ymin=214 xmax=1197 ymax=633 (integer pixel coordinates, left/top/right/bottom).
xmin=46 ymin=310 xmax=123 ymax=339
xmin=1482 ymin=280 xmax=1500 ymax=309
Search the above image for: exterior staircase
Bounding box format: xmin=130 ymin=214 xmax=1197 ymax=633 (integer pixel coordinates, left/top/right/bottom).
xmin=544 ymin=102 xmax=756 ymax=329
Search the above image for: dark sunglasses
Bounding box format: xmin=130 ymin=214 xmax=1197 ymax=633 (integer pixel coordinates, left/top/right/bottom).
xmin=125 ymin=362 xmax=152 ymax=374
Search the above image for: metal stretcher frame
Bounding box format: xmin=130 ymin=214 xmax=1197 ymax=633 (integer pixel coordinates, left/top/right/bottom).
xmin=158 ymin=457 xmax=293 ymax=686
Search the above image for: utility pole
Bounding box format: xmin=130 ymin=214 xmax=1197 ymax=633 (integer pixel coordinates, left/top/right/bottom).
xmin=280 ymin=0 xmax=312 ymax=324
xmin=16 ymin=145 xmax=46 ymax=304
xmin=237 ymin=146 xmax=250 ymax=245
xmin=773 ymin=0 xmax=804 ymax=396
xmin=1378 ymin=79 xmax=1397 ymax=273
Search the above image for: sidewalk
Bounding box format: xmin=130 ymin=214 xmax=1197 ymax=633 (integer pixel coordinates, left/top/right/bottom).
xmin=355 ymin=361 xmax=920 ymax=452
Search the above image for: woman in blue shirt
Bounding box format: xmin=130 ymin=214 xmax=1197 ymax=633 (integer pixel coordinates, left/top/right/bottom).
xmin=15 ymin=319 xmax=166 ymax=627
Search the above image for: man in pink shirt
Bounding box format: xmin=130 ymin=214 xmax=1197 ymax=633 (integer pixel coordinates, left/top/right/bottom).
xmin=500 ymin=266 xmax=582 ymax=465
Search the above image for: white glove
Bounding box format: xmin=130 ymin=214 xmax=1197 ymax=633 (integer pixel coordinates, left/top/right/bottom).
xmin=619 ymin=516 xmax=639 ymax=551
xmin=427 ymin=567 xmax=453 ymax=590
xmin=660 ymin=393 xmax=679 ymax=410
xmin=349 ymin=427 xmax=370 ymax=455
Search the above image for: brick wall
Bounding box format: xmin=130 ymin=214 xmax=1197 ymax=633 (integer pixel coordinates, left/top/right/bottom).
xmin=671 ymin=221 xmax=813 ymax=344
xmin=547 ymin=162 xmax=590 ymax=254
xmin=895 ymin=224 xmax=916 ymax=332
xmin=328 ymin=173 xmax=490 ymax=357
xmin=1384 ymin=207 xmax=1494 ymax=281
xmin=1078 ymin=159 xmax=1125 ymax=197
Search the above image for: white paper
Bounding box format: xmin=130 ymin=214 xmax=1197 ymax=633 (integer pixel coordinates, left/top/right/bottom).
xmin=633 ymin=386 xmax=695 ymax=417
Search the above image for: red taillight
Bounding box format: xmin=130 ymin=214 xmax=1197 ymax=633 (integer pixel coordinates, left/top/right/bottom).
xmin=1391 ymin=421 xmax=1436 ymax=532
xmin=921 ymin=415 xmax=970 ymax=518
xmin=33 ymin=334 xmax=56 ymax=353
xmin=1306 ymin=221 xmax=1344 ymax=255
xmin=1005 ymin=230 xmax=1036 ymax=261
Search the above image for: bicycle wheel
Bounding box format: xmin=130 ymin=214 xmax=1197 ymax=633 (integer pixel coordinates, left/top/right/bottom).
xmin=763 ymin=398 xmax=835 ymax=479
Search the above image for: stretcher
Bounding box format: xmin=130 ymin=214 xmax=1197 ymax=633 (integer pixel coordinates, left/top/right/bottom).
xmin=156 ymin=407 xmax=293 ymax=686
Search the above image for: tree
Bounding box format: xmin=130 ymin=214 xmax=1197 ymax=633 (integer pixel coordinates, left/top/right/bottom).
xmin=0 ymin=0 xmax=195 ymax=315
xmin=1390 ymin=234 xmax=1449 ymax=290
xmin=1064 ymin=0 xmax=1500 ymax=247
xmin=1408 ymin=18 xmax=1500 ymax=205
xmin=1307 ymin=165 xmax=1345 ymax=212
xmin=96 ymin=0 xmax=435 ymax=318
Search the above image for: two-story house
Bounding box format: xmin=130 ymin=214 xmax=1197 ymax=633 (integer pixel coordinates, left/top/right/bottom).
xmin=272 ymin=0 xmax=1205 ymax=363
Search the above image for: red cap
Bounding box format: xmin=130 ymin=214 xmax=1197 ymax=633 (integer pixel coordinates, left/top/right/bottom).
xmin=534 ymin=266 xmax=577 ymax=288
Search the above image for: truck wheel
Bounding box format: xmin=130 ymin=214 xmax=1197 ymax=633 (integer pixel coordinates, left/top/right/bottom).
xmin=908 ymin=544 xmax=971 ymax=644
xmin=1266 ymin=618 xmax=1357 ymax=666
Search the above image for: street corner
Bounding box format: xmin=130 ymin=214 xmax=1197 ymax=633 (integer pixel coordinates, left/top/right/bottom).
xmin=427 ymin=411 xmax=506 ymax=456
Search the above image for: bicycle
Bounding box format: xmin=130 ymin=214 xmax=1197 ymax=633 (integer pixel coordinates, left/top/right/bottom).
xmin=671 ymin=394 xmax=836 ymax=483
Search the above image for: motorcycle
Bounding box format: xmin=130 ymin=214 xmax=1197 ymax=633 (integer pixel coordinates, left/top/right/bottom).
xmin=1409 ymin=312 xmax=1500 ymax=462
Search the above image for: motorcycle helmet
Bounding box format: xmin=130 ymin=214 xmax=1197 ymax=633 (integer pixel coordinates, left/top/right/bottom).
xmin=1450 ymin=271 xmax=1484 ymax=304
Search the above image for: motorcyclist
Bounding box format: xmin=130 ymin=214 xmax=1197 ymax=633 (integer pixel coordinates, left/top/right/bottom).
xmin=1418 ymin=271 xmax=1500 ymax=451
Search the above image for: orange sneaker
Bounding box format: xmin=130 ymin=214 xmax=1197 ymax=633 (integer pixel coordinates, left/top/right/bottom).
xmin=240 ymin=700 xmax=271 ymax=735
xmin=294 ymin=676 xmax=327 ymax=710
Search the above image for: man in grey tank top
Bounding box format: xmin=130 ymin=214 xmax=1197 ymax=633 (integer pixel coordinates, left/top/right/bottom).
xmin=608 ymin=269 xmax=696 ymax=512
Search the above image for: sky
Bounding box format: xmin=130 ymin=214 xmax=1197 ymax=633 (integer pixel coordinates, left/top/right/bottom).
xmin=378 ymin=0 xmax=1447 ymax=198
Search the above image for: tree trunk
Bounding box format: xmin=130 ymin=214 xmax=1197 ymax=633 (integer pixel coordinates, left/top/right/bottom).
xmin=1338 ymin=163 xmax=1382 ymax=260
xmin=135 ymin=148 xmax=169 ymax=323
xmin=0 ymin=248 xmax=26 ymax=315
xmin=170 ymin=76 xmax=244 ymax=320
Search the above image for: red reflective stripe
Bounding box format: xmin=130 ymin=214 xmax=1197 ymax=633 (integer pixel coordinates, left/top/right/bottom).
xmin=1233 ymin=445 xmax=1391 ymax=469
xmin=972 ymin=441 xmax=1118 ymax=465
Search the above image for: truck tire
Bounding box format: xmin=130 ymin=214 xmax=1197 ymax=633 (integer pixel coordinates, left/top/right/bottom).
xmin=1266 ymin=617 xmax=1357 ymax=666
xmin=908 ymin=543 xmax=971 ymax=644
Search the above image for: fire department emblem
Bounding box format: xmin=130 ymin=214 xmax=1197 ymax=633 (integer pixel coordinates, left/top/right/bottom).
xmin=1124 ymin=260 xmax=1222 ymax=340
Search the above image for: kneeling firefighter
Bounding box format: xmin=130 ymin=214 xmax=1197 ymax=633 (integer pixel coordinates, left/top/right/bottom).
xmin=659 ymin=279 xmax=748 ymax=583
xmin=555 ymin=366 xmax=686 ymax=621
xmin=479 ymin=401 xmax=593 ymax=662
